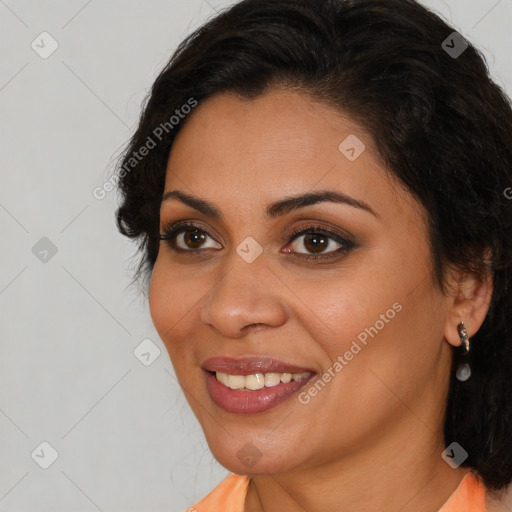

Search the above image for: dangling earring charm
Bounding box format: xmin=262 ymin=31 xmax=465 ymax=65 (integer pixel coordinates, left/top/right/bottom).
xmin=455 ymin=322 xmax=471 ymax=381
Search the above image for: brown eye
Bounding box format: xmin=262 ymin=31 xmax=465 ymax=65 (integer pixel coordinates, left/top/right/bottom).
xmin=283 ymin=225 xmax=356 ymax=261
xmin=182 ymin=229 xmax=207 ymax=249
xmin=301 ymin=233 xmax=330 ymax=253
xmin=160 ymin=223 xmax=222 ymax=251
xmin=288 ymin=231 xmax=344 ymax=256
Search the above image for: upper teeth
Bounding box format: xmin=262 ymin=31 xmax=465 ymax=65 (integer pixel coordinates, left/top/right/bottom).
xmin=215 ymin=371 xmax=310 ymax=390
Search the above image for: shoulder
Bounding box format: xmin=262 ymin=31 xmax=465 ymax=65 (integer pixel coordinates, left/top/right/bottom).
xmin=184 ymin=473 xmax=250 ymax=512
xmin=440 ymin=472 xmax=501 ymax=512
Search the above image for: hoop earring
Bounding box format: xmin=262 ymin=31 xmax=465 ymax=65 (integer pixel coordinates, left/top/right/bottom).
xmin=456 ymin=322 xmax=471 ymax=381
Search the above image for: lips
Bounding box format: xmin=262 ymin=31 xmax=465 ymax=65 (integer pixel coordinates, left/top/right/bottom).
xmin=202 ymin=356 xmax=317 ymax=414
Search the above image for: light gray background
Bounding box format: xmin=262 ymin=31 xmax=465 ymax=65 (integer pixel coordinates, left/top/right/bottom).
xmin=1 ymin=1 xmax=511 ymax=511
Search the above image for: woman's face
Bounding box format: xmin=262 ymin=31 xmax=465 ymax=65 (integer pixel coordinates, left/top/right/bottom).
xmin=149 ymin=88 xmax=455 ymax=475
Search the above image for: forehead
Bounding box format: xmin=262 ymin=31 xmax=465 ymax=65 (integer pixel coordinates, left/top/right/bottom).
xmin=164 ymin=89 xmax=420 ymax=223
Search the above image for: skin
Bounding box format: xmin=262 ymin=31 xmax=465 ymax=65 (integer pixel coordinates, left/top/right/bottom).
xmin=148 ymin=88 xmax=493 ymax=512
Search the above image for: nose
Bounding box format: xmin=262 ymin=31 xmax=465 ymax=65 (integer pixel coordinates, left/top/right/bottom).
xmin=199 ymin=249 xmax=288 ymax=338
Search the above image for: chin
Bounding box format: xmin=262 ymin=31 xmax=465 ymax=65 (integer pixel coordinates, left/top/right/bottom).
xmin=215 ymin=453 xmax=295 ymax=476
xmin=205 ymin=432 xmax=304 ymax=476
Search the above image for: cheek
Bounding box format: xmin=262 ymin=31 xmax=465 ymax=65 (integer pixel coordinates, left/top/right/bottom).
xmin=295 ymin=291 xmax=420 ymax=441
xmin=148 ymin=261 xmax=170 ymax=338
xmin=294 ymin=247 xmax=444 ymax=389
xmin=305 ymin=269 xmax=446 ymax=412
xmin=148 ymin=259 xmax=197 ymax=363
xmin=290 ymin=266 xmax=403 ymax=361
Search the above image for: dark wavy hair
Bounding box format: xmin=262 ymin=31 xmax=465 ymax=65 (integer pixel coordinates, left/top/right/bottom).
xmin=114 ymin=0 xmax=512 ymax=492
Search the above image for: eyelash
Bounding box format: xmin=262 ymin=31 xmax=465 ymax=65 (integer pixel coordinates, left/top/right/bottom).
xmin=159 ymin=221 xmax=356 ymax=261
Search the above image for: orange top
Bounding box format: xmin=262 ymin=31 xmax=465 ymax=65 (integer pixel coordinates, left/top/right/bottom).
xmin=187 ymin=471 xmax=487 ymax=512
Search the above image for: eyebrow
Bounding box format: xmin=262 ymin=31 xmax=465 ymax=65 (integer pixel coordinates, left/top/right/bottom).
xmin=161 ymin=189 xmax=379 ymax=220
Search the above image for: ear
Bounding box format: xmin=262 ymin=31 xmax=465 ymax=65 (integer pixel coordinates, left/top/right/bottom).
xmin=444 ymin=257 xmax=493 ymax=348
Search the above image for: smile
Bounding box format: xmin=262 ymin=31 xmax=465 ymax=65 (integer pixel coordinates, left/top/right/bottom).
xmin=202 ymin=356 xmax=316 ymax=414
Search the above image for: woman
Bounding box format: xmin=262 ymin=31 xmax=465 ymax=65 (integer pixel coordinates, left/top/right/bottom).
xmin=115 ymin=0 xmax=512 ymax=510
